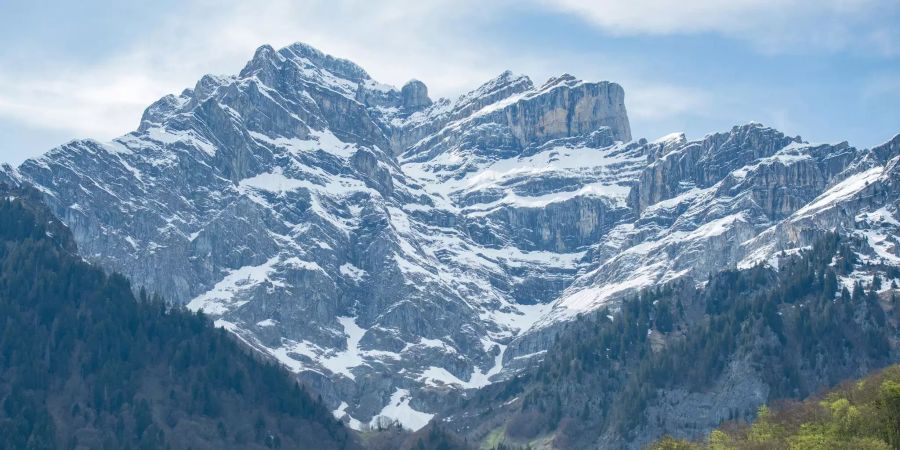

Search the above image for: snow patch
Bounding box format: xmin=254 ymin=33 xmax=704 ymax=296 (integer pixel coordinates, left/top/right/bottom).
xmin=249 ymin=128 xmax=358 ymax=158
xmin=332 ymin=402 xmax=364 ymax=430
xmin=793 ymin=167 xmax=883 ymax=218
xmin=370 ymin=389 xmax=434 ymax=432
xmin=317 ymin=316 xmax=368 ymax=381
xmin=144 ymin=127 xmax=217 ymax=156
xmin=186 ymin=256 xmax=284 ymax=315
xmin=339 ymin=263 xmax=367 ymax=282
xmin=419 ymin=344 xmax=506 ymax=389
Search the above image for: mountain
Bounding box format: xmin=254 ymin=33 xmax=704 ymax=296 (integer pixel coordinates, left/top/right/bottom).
xmin=441 ymin=232 xmax=900 ymax=448
xmin=0 ymin=185 xmax=356 ymax=450
xmin=651 ymin=364 xmax=900 ymax=449
xmin=11 ymin=41 xmax=900 ymax=436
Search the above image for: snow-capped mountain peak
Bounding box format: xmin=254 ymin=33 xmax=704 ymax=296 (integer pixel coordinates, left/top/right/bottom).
xmin=14 ymin=41 xmax=900 ymax=431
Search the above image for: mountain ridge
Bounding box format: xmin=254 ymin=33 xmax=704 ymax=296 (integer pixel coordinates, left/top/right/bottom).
xmin=11 ymin=41 xmax=900 ymax=437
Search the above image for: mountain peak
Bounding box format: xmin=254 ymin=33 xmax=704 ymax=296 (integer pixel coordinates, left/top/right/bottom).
xmin=400 ymin=79 xmax=431 ymax=110
xmin=239 ymin=41 xmax=372 ymax=85
xmin=480 ymin=70 xmax=533 ymax=91
xmin=453 ymin=70 xmax=534 ymax=110
xmin=871 ymin=132 xmax=900 ymax=164
xmin=239 ymin=44 xmax=279 ymax=78
xmin=281 ymin=41 xmax=371 ymax=82
xmin=540 ymin=73 xmax=580 ymax=89
xmin=496 ymin=69 xmax=526 ymax=82
xmin=252 ymin=43 xmax=276 ymax=60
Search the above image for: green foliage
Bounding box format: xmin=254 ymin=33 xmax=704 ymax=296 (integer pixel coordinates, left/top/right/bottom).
xmin=646 ymin=436 xmax=701 ymax=449
xmin=651 ymin=365 xmax=900 ymax=449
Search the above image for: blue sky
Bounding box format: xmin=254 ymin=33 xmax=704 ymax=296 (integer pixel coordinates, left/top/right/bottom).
xmin=1 ymin=0 xmax=899 ymax=165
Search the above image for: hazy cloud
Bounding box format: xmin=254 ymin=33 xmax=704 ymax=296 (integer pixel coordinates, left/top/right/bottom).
xmin=0 ymin=0 xmax=511 ymax=145
xmin=541 ymin=0 xmax=899 ymax=55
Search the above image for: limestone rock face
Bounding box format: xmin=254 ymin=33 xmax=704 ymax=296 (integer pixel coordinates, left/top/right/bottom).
xmin=399 ymin=72 xmax=631 ymax=163
xmin=385 ymin=70 xmax=536 ymax=155
xmin=504 ymin=74 xmax=631 ymax=145
xmin=14 ymin=41 xmax=900 ymax=436
xmin=400 ymin=79 xmax=432 ymax=110
xmin=628 ymin=125 xmax=799 ymax=214
xmin=872 ymin=133 xmax=900 ymax=163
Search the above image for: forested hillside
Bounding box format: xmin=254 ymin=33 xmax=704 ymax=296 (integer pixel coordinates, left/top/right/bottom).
xmin=0 ymin=186 xmax=358 ymax=449
xmin=449 ymin=233 xmax=900 ymax=449
xmin=651 ymin=364 xmax=900 ymax=449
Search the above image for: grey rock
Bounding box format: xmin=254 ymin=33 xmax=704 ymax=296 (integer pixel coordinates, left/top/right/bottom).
xmin=401 ymin=80 xmax=432 ymax=110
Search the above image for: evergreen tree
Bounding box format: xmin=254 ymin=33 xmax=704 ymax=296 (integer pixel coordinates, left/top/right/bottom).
xmin=470 ymin=232 xmax=896 ymax=448
xmin=0 ymin=190 xmax=357 ymax=450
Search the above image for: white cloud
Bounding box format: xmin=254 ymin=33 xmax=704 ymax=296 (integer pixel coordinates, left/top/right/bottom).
xmin=0 ymin=0 xmax=511 ymax=146
xmin=0 ymin=70 xmax=164 ymax=139
xmin=541 ymin=0 xmax=897 ymax=54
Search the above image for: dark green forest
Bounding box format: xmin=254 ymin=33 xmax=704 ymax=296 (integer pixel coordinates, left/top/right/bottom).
xmin=460 ymin=233 xmax=899 ymax=449
xmin=0 ymin=188 xmax=357 ymax=449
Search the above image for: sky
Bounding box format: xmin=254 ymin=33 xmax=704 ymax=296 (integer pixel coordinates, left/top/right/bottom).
xmin=1 ymin=0 xmax=899 ymax=165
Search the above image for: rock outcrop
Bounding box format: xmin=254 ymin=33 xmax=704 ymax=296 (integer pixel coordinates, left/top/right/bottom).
xmin=400 ymin=80 xmax=432 ymax=110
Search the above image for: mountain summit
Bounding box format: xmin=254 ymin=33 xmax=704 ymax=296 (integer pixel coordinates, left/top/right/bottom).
xmin=12 ymin=42 xmax=900 ymax=435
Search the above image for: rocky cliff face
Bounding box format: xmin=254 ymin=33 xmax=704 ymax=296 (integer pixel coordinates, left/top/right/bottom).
xmin=15 ymin=42 xmax=635 ymax=431
xmin=13 ymin=41 xmax=900 ymax=437
xmin=0 ymin=164 xmax=18 ymax=186
xmin=400 ymin=80 xmax=432 ymax=110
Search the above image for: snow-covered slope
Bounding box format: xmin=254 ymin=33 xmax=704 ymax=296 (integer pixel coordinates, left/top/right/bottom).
xmin=537 ymin=126 xmax=865 ymax=324
xmin=15 ymin=42 xmax=900 ymax=430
